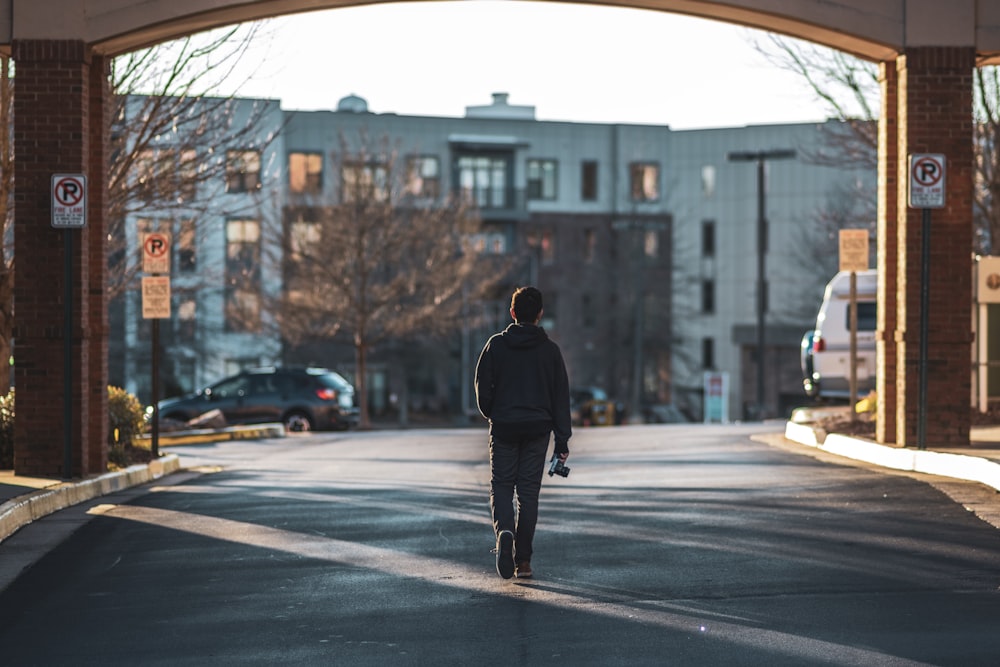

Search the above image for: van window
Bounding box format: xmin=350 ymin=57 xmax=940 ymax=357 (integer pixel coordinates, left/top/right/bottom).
xmin=846 ymin=302 xmax=877 ymax=331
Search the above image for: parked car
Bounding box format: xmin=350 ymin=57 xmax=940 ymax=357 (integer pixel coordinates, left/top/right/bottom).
xmin=158 ymin=367 xmax=359 ymax=432
xmin=809 ymin=270 xmax=877 ymax=400
xmin=801 ymin=329 xmax=819 ymax=397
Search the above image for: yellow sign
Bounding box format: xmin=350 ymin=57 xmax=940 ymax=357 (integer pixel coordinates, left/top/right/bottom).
xmin=142 ymin=276 xmax=171 ymax=319
xmin=839 ymin=229 xmax=869 ymax=272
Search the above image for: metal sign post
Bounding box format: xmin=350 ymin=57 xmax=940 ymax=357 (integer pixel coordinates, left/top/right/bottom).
xmin=142 ymin=234 xmax=171 ymax=458
xmin=52 ymin=174 xmax=87 ymax=479
xmin=838 ymin=229 xmax=869 ymax=421
xmin=908 ymin=154 xmax=946 ymax=451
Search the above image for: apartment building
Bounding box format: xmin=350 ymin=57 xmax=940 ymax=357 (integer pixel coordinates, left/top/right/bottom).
xmin=111 ymin=92 xmax=873 ymax=421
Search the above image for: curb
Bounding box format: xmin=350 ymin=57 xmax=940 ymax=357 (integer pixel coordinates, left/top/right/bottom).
xmin=0 ymin=454 xmax=182 ymax=544
xmin=784 ymin=422 xmax=1000 ymax=492
xmin=135 ymin=422 xmax=286 ymax=447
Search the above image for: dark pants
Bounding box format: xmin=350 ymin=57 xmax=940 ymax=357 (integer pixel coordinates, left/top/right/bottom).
xmin=489 ymin=432 xmax=550 ymax=565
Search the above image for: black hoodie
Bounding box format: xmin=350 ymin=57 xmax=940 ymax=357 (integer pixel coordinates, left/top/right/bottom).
xmin=474 ymin=322 xmax=572 ymax=453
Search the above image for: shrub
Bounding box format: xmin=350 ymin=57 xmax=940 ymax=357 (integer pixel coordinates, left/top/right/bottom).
xmin=108 ymin=386 xmax=146 ymax=468
xmin=0 ymin=388 xmax=12 ymax=469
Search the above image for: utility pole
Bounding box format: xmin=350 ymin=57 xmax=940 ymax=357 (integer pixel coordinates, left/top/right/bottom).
xmin=726 ymin=149 xmax=796 ymax=421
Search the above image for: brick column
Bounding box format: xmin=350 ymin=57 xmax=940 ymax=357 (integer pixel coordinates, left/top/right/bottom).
xmin=88 ymin=54 xmax=110 ymax=473
xmin=895 ymin=47 xmax=975 ymax=447
xmin=876 ymin=61 xmax=899 ymax=444
xmin=12 ymin=41 xmax=104 ymax=477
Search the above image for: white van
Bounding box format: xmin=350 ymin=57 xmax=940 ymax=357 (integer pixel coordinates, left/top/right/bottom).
xmin=806 ymin=270 xmax=877 ymax=400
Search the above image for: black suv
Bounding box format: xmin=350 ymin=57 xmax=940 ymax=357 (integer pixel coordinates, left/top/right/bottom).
xmin=158 ymin=367 xmax=359 ymax=432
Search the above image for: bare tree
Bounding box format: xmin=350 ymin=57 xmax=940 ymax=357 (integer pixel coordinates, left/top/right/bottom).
xmin=107 ymin=23 xmax=280 ymax=301
xmin=275 ymin=133 xmax=509 ymax=428
xmin=756 ymin=33 xmax=1000 ymax=254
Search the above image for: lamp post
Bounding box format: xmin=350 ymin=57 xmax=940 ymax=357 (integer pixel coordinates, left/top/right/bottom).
xmin=727 ymin=149 xmax=796 ymax=421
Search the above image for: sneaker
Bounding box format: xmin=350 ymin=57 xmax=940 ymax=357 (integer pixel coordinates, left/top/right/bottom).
xmin=515 ymin=561 xmax=533 ymax=579
xmin=495 ymin=530 xmax=515 ymax=579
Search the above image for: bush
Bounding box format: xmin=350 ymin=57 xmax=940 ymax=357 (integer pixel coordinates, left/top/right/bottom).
xmin=0 ymin=388 xmax=12 ymax=469
xmin=108 ymin=386 xmax=146 ymax=468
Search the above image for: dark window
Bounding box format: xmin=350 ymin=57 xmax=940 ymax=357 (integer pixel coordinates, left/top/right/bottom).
xmin=226 ymin=149 xmax=262 ymax=193
xmin=581 ymin=160 xmax=598 ymax=201
xmin=527 ymin=159 xmax=557 ymax=200
xmin=702 ymin=220 xmax=716 ymax=257
xmin=847 ymin=302 xmax=878 ymax=331
xmin=701 ymin=279 xmax=715 ymax=314
xmin=702 ymin=338 xmax=715 ymax=369
xmin=582 ymin=293 xmax=595 ymax=328
xmin=177 ymin=219 xmax=196 ymax=273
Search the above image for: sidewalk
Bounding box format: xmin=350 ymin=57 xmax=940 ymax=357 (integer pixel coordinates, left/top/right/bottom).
xmin=0 ymin=422 xmax=285 ymax=543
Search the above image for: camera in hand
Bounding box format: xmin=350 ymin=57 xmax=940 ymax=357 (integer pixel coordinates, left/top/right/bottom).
xmin=548 ymin=456 xmax=570 ymax=478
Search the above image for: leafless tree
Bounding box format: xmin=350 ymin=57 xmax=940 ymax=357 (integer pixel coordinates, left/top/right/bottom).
xmin=274 ymin=133 xmax=509 ymax=428
xmin=107 ymin=23 xmax=280 ymax=301
xmin=756 ymin=33 xmax=1000 ymax=254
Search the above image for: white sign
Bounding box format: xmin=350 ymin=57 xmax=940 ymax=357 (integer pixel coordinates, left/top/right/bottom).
xmin=908 ymin=154 xmax=946 ymax=208
xmin=838 ymin=229 xmax=870 ymax=272
xmin=142 ymin=232 xmax=171 ymax=274
xmin=142 ymin=276 xmax=171 ymax=319
xmin=703 ymin=371 xmax=729 ymax=424
xmin=51 ymin=174 xmax=87 ymax=228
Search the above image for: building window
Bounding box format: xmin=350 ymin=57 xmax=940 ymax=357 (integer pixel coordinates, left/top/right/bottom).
xmin=225 ymin=219 xmax=261 ymax=332
xmin=226 ymin=149 xmax=262 ymax=193
xmin=177 ymin=219 xmax=196 ymax=273
xmin=177 ymin=294 xmax=197 ymax=341
xmin=405 ymin=155 xmax=440 ymax=199
xmin=341 ymin=161 xmax=388 ymax=203
xmin=701 ymin=279 xmax=715 ymax=314
xmin=583 ymin=228 xmax=596 ymax=263
xmin=137 ymin=148 xmax=190 ymax=203
xmin=541 ymin=230 xmax=555 ymax=265
xmin=702 ymin=337 xmax=715 ymax=369
xmin=288 ymin=152 xmax=323 ymax=194
xmin=527 ymin=159 xmax=557 ymax=200
xmin=469 ymin=232 xmax=508 ymax=255
xmin=644 ymin=230 xmax=659 ymax=258
xmin=457 ymin=155 xmax=509 ymax=209
xmin=178 ymin=148 xmax=198 ymax=202
xmin=702 ymin=220 xmax=716 ymax=257
xmin=581 ymin=160 xmax=598 ymax=201
xmin=629 ymin=162 xmax=660 ymax=202
xmin=702 ymin=165 xmax=716 ymax=198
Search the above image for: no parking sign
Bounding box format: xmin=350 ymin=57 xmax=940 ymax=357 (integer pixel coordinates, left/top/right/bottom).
xmin=51 ymin=174 xmax=87 ymax=228
xmin=908 ymin=154 xmax=945 ymax=208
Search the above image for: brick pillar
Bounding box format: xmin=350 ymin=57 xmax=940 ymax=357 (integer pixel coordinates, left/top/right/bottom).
xmin=895 ymin=47 xmax=975 ymax=447
xmin=12 ymin=41 xmax=103 ymax=477
xmin=876 ymin=61 xmax=899 ymax=444
xmin=88 ymin=55 xmax=110 ymax=473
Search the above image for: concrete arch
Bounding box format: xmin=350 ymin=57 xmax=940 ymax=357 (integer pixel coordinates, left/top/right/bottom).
xmin=3 ymin=0 xmax=1000 ymax=62
xmin=5 ymin=0 xmax=985 ymax=475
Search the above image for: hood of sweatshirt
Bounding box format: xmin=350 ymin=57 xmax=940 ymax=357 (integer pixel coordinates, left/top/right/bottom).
xmin=501 ymin=323 xmax=549 ymax=349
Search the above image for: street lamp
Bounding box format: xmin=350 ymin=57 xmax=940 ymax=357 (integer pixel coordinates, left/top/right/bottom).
xmin=727 ymin=149 xmax=796 ymax=421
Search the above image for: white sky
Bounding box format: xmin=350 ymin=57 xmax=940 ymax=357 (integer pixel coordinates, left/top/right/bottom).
xmin=226 ymin=1 xmax=836 ymax=130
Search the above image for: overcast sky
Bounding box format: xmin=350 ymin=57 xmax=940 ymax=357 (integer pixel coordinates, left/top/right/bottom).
xmin=222 ymin=1 xmax=836 ymax=130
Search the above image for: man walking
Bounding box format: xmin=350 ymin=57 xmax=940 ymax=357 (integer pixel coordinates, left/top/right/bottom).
xmin=474 ymin=286 xmax=572 ymax=580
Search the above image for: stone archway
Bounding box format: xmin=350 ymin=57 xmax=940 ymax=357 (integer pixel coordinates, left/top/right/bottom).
xmin=1 ymin=0 xmax=993 ymax=474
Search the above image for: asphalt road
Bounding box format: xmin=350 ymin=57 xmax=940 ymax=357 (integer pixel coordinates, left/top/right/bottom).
xmin=1 ymin=423 xmax=999 ymax=666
